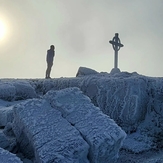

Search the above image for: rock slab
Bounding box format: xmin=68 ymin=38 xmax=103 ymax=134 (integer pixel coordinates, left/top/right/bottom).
xmin=45 ymin=87 xmax=126 ymax=163
xmin=12 ymin=99 xmax=89 ymax=163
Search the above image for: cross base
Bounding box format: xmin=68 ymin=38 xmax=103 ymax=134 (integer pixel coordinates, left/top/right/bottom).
xmin=110 ymin=68 xmax=121 ymax=74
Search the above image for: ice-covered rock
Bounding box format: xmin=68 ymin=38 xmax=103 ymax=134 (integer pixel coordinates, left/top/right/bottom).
xmin=76 ymin=67 xmax=99 ymax=77
xmin=0 ymin=130 xmax=11 ymax=149
xmin=0 ymin=80 xmax=37 ymax=101
xmin=12 ymin=81 xmax=37 ymax=100
xmin=44 ymin=87 xmax=126 ymax=163
xmin=122 ymin=132 xmax=153 ymax=153
xmin=0 ymin=147 xmax=22 ymax=163
xmin=12 ymin=99 xmax=89 ymax=163
xmin=0 ymin=106 xmax=14 ymax=127
xmin=0 ymin=129 xmax=17 ymax=152
xmin=0 ymin=82 xmax=16 ymax=101
xmin=0 ymin=69 xmax=162 ymax=161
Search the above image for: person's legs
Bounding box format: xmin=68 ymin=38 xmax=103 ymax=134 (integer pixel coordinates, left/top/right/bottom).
xmin=46 ymin=63 xmax=53 ymax=78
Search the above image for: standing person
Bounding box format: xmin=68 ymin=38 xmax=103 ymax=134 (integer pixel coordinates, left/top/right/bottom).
xmin=45 ymin=45 xmax=55 ymax=79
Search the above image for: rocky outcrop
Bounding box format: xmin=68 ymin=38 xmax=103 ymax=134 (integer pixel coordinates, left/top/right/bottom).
xmin=0 ymin=81 xmax=37 ymax=101
xmin=44 ymin=87 xmax=126 ymax=163
xmin=12 ymin=98 xmax=89 ymax=163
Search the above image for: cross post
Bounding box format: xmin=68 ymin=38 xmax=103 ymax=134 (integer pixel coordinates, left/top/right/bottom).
xmin=109 ymin=33 xmax=124 ymax=69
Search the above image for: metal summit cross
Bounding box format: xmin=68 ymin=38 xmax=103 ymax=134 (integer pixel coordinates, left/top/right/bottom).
xmin=109 ymin=33 xmax=124 ymax=69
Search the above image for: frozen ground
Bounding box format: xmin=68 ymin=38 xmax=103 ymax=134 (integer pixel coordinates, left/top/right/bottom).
xmin=0 ymin=67 xmax=162 ymax=162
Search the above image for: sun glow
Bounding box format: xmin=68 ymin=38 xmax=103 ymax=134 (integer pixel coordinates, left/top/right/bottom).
xmin=0 ymin=20 xmax=7 ymax=40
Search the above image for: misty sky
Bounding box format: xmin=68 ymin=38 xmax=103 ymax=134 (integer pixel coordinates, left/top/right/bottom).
xmin=0 ymin=0 xmax=163 ymax=78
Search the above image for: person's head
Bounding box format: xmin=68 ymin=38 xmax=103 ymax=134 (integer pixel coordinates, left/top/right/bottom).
xmin=50 ymin=45 xmax=55 ymax=50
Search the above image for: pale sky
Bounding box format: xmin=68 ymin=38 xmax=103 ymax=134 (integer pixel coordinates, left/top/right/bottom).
xmin=0 ymin=0 xmax=163 ymax=78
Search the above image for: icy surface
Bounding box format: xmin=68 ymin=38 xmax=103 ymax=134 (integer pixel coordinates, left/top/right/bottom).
xmin=0 ymin=69 xmax=162 ymax=162
xmin=0 ymin=106 xmax=14 ymax=127
xmin=0 ymin=147 xmax=22 ymax=163
xmin=12 ymin=99 xmax=89 ymax=163
xmin=0 ymin=80 xmax=37 ymax=101
xmin=44 ymin=87 xmax=126 ymax=163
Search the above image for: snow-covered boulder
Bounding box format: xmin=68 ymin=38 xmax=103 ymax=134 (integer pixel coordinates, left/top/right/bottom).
xmin=0 ymin=147 xmax=22 ymax=163
xmin=12 ymin=81 xmax=37 ymax=100
xmin=0 ymin=81 xmax=37 ymax=101
xmin=76 ymin=67 xmax=99 ymax=77
xmin=12 ymin=99 xmax=89 ymax=163
xmin=0 ymin=106 xmax=14 ymax=127
xmin=77 ymin=74 xmax=149 ymax=133
xmin=44 ymin=87 xmax=126 ymax=163
xmin=0 ymin=129 xmax=17 ymax=152
xmin=0 ymin=82 xmax=16 ymax=101
xmin=0 ymin=130 xmax=11 ymax=149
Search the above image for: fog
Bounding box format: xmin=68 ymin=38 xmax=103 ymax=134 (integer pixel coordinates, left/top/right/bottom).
xmin=0 ymin=0 xmax=163 ymax=78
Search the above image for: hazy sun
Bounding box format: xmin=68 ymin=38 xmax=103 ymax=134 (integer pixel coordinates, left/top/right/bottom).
xmin=0 ymin=20 xmax=6 ymax=40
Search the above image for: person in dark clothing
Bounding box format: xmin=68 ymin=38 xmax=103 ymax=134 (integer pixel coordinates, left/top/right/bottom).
xmin=45 ymin=45 xmax=55 ymax=79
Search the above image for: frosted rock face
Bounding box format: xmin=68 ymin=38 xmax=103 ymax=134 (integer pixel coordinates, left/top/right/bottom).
xmin=0 ymin=81 xmax=37 ymax=101
xmin=12 ymin=81 xmax=37 ymax=100
xmin=44 ymin=87 xmax=126 ymax=163
xmin=0 ymin=147 xmax=23 ymax=163
xmin=0 ymin=130 xmax=10 ymax=149
xmin=12 ymin=99 xmax=89 ymax=163
xmin=76 ymin=67 xmax=99 ymax=77
xmin=0 ymin=82 xmax=16 ymax=101
xmin=76 ymin=74 xmax=148 ymax=132
xmin=0 ymin=106 xmax=14 ymax=127
xmin=137 ymin=78 xmax=163 ymax=147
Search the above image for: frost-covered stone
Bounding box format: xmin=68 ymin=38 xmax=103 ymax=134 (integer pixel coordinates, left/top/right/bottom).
xmin=44 ymin=87 xmax=126 ymax=163
xmin=0 ymin=147 xmax=22 ymax=163
xmin=0 ymin=130 xmax=10 ymax=149
xmin=12 ymin=81 xmax=37 ymax=100
xmin=0 ymin=129 xmax=17 ymax=152
xmin=12 ymin=99 xmax=89 ymax=163
xmin=0 ymin=82 xmax=16 ymax=101
xmin=76 ymin=67 xmax=99 ymax=77
xmin=62 ymin=73 xmax=148 ymax=133
xmin=0 ymin=81 xmax=37 ymax=101
xmin=0 ymin=106 xmax=14 ymax=127
xmin=122 ymin=132 xmax=153 ymax=153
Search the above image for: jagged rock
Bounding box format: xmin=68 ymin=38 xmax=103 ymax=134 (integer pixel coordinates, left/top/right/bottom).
xmin=44 ymin=87 xmax=126 ymax=163
xmin=12 ymin=99 xmax=89 ymax=163
xmin=0 ymin=147 xmax=22 ymax=163
xmin=76 ymin=67 xmax=99 ymax=77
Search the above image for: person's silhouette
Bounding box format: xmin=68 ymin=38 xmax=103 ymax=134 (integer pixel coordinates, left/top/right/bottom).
xmin=45 ymin=45 xmax=55 ymax=79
